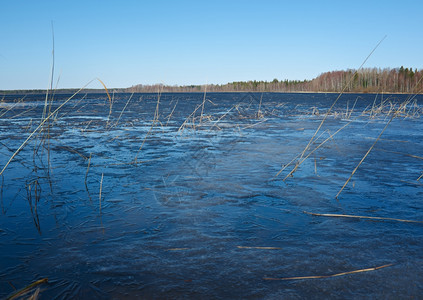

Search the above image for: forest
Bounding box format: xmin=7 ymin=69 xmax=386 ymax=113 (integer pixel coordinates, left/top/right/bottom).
xmin=126 ymin=67 xmax=423 ymax=94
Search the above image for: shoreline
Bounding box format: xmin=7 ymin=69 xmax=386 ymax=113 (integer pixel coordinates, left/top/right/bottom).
xmin=1 ymin=89 xmax=421 ymax=96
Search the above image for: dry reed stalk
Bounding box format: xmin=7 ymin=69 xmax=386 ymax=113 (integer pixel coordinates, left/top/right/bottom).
xmin=0 ymin=97 xmax=26 ymax=118
xmin=107 ymin=135 xmax=122 ymax=143
xmin=326 ymin=129 xmax=343 ymax=153
xmin=314 ymin=156 xmax=317 ymax=175
xmin=113 ymin=93 xmax=134 ymax=128
xmin=209 ymin=106 xmax=235 ymax=130
xmin=207 ymin=99 xmax=217 ymax=106
xmin=167 ymin=248 xmax=190 ymax=251
xmin=257 ymin=93 xmax=264 ymax=119
xmin=0 ymin=79 xmax=103 ymax=176
xmin=399 ymin=179 xmax=422 ymax=186
xmin=8 ymin=106 xmax=37 ymax=120
xmin=282 ymin=99 xmax=393 ymax=183
xmin=134 ymin=89 xmax=161 ymax=163
xmin=165 ymin=100 xmax=178 ymax=126
xmin=345 ymin=100 xmax=349 ymax=118
xmin=280 ymin=36 xmax=386 ymax=179
xmin=0 ymin=174 xmax=4 ymax=214
xmin=409 ymin=99 xmax=422 ymax=117
xmin=55 ymin=146 xmax=88 ymax=160
xmin=27 ymin=288 xmax=40 ymax=300
xmin=85 ymin=153 xmax=92 ymax=185
xmin=366 ymin=137 xmax=408 ymax=143
xmin=58 ymin=99 xmax=89 ymax=120
xmin=275 ymin=153 xmax=302 ymax=179
xmin=199 ymin=84 xmax=207 ymax=125
xmin=237 ymin=246 xmax=281 ymax=250
xmin=43 ymin=22 xmax=55 ymax=118
xmin=6 ymin=278 xmax=48 ymax=300
xmin=264 ymin=264 xmax=393 ymax=281
xmin=96 ymin=78 xmax=112 ymax=125
xmin=26 ymin=178 xmax=42 ymax=234
xmin=71 ymin=93 xmax=88 ymax=109
xmin=24 ymin=119 xmax=33 ymax=132
xmin=81 ymin=120 xmax=93 ymax=132
xmin=304 ymin=211 xmax=423 ymax=223
xmin=347 ymin=97 xmax=358 ymax=119
xmin=242 ymin=118 xmax=268 ymax=129
xmin=40 ymin=22 xmax=57 ymax=181
xmin=99 ymin=173 xmax=103 ymax=212
xmin=279 ymin=121 xmax=353 ymax=180
xmin=335 ymin=113 xmax=395 ymax=199
xmin=156 ymin=119 xmax=165 ymax=132
xmin=178 ymin=103 xmax=203 ymax=133
xmin=235 ymin=104 xmax=242 ymax=115
xmin=369 ymin=94 xmax=379 ymax=118
xmin=374 ymin=148 xmax=423 ymax=160
xmin=278 ymin=104 xmax=374 ymax=180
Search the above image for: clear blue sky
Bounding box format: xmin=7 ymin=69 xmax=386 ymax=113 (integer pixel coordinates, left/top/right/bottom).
xmin=1 ymin=0 xmax=422 ymax=90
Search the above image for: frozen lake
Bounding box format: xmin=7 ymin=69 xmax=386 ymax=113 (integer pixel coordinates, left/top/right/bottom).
xmin=0 ymin=92 xmax=422 ymax=298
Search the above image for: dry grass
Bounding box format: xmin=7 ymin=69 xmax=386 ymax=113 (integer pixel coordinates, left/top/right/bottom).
xmin=264 ymin=264 xmax=393 ymax=281
xmin=133 ymin=87 xmax=162 ymax=163
xmin=167 ymin=248 xmax=190 ymax=251
xmin=304 ymin=211 xmax=423 ymax=224
xmin=335 ymin=116 xmax=394 ymax=199
xmin=6 ymin=278 xmax=48 ymax=300
xmin=0 ymin=80 xmax=99 ymax=176
xmin=112 ymin=92 xmax=134 ymax=128
xmin=99 ymin=173 xmax=104 ymax=213
xmin=237 ymin=246 xmax=281 ymax=250
xmin=276 ymin=36 xmax=387 ymax=181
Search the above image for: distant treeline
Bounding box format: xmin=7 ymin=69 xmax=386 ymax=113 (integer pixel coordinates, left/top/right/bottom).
xmin=126 ymin=67 xmax=423 ymax=94
xmin=2 ymin=67 xmax=422 ymax=95
xmin=0 ymin=88 xmax=117 ymax=95
xmin=309 ymin=67 xmax=423 ymax=93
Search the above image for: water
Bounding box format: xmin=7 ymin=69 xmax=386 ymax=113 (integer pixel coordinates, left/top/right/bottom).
xmin=0 ymin=92 xmax=422 ymax=299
